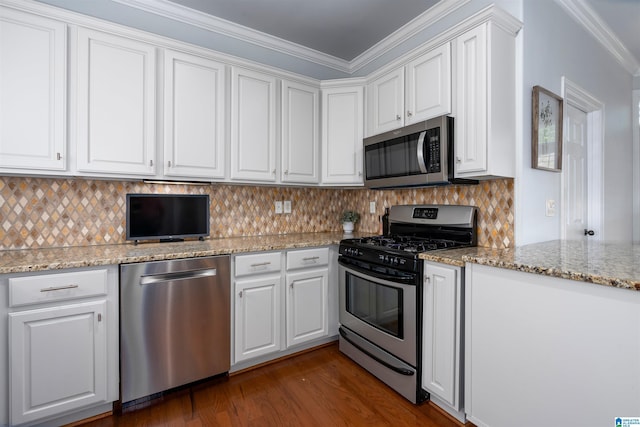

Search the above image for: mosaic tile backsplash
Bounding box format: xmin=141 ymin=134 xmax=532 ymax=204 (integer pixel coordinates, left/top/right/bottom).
xmin=0 ymin=177 xmax=514 ymax=250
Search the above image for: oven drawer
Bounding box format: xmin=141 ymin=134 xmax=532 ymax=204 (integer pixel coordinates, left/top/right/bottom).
xmin=286 ymin=248 xmax=329 ymax=270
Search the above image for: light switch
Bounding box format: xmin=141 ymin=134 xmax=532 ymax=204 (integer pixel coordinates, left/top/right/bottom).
xmin=284 ymin=200 xmax=292 ymax=214
xmin=370 ymin=201 xmax=376 ymax=214
xmin=545 ymin=199 xmax=556 ymax=217
xmin=275 ymin=201 xmax=283 ymax=214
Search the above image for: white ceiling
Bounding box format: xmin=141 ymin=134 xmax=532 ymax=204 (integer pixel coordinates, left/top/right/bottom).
xmin=167 ymin=0 xmax=640 ymax=69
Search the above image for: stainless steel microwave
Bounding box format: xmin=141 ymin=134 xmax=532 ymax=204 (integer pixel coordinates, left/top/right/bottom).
xmin=364 ymin=115 xmax=456 ymax=189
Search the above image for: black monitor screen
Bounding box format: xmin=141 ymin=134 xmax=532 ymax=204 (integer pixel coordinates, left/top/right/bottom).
xmin=126 ymin=194 xmax=210 ymax=241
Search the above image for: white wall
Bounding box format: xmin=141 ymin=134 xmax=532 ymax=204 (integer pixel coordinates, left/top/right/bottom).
xmin=517 ymin=0 xmax=634 ymax=244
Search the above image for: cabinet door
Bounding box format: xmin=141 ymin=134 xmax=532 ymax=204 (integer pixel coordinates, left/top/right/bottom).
xmin=422 ymin=262 xmax=460 ymax=409
xmin=406 ymin=43 xmax=451 ymax=124
xmin=234 ymin=275 xmax=282 ymax=362
xmin=454 ymin=24 xmax=487 ymax=175
xmin=164 ymin=50 xmax=226 ymax=179
xmin=230 ymin=67 xmax=277 ymax=182
xmin=281 ymin=80 xmax=319 ymax=184
xmin=75 ymin=27 xmax=156 ymax=176
xmin=367 ymin=68 xmax=404 ymax=136
xmin=9 ymin=300 xmax=108 ymax=425
xmin=321 ymin=86 xmax=364 ymax=185
xmin=286 ymin=268 xmax=328 ymax=347
xmin=0 ymin=8 xmax=66 ymax=172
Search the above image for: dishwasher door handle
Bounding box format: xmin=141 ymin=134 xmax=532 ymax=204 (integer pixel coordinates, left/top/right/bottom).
xmin=139 ymin=268 xmax=217 ymax=285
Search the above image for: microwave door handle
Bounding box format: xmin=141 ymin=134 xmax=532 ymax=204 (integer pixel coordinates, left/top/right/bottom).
xmin=416 ymin=131 xmax=428 ymax=173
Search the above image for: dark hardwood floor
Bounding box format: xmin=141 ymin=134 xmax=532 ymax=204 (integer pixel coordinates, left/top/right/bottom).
xmin=81 ymin=343 xmax=466 ymax=427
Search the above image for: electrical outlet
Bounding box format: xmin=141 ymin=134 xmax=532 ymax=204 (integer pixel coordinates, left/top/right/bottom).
xmin=284 ymin=200 xmax=292 ymax=214
xmin=275 ymin=201 xmax=283 ymax=214
xmin=370 ymin=201 xmax=376 ymax=214
xmin=545 ymin=199 xmax=556 ymax=217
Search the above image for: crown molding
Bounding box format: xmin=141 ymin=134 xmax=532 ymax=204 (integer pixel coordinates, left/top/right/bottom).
xmin=555 ymin=0 xmax=640 ymax=76
xmin=349 ymin=0 xmax=471 ymax=72
xmin=111 ymin=0 xmax=472 ymax=75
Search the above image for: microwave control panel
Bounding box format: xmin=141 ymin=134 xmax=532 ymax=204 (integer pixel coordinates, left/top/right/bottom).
xmin=424 ymin=127 xmax=441 ymax=173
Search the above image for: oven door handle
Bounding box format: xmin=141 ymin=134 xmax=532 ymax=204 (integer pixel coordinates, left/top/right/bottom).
xmin=338 ymin=258 xmax=416 ymax=284
xmin=339 ymin=327 xmax=414 ymax=376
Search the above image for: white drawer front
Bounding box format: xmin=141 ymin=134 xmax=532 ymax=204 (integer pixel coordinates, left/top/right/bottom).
xmin=9 ymin=269 xmax=108 ymax=307
xmin=286 ymin=248 xmax=329 ymax=270
xmin=235 ymin=252 xmax=282 ymax=277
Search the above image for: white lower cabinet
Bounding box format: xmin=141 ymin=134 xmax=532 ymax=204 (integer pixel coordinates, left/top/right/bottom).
xmin=232 ymin=247 xmax=332 ymax=368
xmin=234 ymin=273 xmax=283 ymax=363
xmin=1 ymin=266 xmax=119 ymax=427
xmin=285 ymin=248 xmax=329 ymax=347
xmin=422 ymin=261 xmax=464 ymax=423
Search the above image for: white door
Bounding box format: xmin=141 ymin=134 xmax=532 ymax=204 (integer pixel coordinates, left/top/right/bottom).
xmin=75 ymin=27 xmax=156 ymax=176
xmin=164 ymin=50 xmax=226 ymax=179
xmin=234 ymin=275 xmax=282 ymax=363
xmin=281 ymin=80 xmax=319 ymax=184
xmin=0 ymin=8 xmax=66 ymax=172
xmin=286 ymin=268 xmax=328 ymax=347
xmin=321 ymin=86 xmax=364 ymax=185
xmin=563 ymin=104 xmax=590 ymax=239
xmin=9 ymin=301 xmax=108 ymax=425
xmin=367 ymin=68 xmax=404 ymax=136
xmin=230 ymin=67 xmax=277 ymax=182
xmin=405 ymin=43 xmax=451 ymax=125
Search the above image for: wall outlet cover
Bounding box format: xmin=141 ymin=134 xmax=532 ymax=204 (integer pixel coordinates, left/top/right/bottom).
xmin=275 ymin=201 xmax=283 ymax=214
xmin=284 ymin=200 xmax=292 ymax=214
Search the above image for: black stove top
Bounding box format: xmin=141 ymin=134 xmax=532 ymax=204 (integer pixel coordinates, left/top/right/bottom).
xmin=339 ymin=204 xmax=478 ymax=273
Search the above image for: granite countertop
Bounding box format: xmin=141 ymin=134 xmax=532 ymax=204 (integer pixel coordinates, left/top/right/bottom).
xmin=420 ymin=240 xmax=640 ymax=291
xmin=0 ymin=232 xmax=366 ymax=274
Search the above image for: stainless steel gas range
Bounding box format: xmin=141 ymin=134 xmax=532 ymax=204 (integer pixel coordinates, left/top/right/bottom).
xmin=337 ymin=204 xmax=477 ymax=404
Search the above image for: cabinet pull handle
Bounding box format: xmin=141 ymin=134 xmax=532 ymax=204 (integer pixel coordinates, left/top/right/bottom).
xmin=239 ymin=290 xmax=243 ymax=297
xmin=284 ymin=170 xmax=289 ymax=175
xmin=56 ymin=152 xmax=62 ymax=160
xmin=98 ymin=313 xmax=102 ymax=322
xmin=250 ymin=262 xmax=272 ymax=267
xmin=302 ymin=256 xmax=320 ymax=261
xmin=396 ymin=115 xmax=401 ymax=120
xmin=40 ymin=284 xmax=79 ymax=292
xmin=272 ymin=169 xmax=276 ymax=175
xmin=168 ymin=160 xmax=172 ymax=167
xmin=149 ymin=159 xmax=154 ymax=167
xmin=407 ymin=111 xmax=413 ymax=117
xmin=358 ymin=171 xmax=362 ymax=177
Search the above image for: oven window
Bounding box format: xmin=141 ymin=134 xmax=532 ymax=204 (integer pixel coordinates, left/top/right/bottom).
xmin=345 ymin=272 xmax=403 ymax=338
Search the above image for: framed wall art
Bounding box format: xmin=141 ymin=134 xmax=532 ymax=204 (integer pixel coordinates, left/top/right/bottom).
xmin=532 ymin=85 xmax=563 ymax=172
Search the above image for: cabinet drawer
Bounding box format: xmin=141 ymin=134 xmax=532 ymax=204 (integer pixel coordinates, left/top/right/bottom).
xmin=286 ymin=248 xmax=329 ymax=270
xmin=9 ymin=269 xmax=108 ymax=307
xmin=235 ymin=252 xmax=282 ymax=277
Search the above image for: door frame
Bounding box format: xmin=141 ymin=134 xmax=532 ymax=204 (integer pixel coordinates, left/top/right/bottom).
xmin=633 ymin=90 xmax=640 ymax=243
xmin=560 ymin=77 xmax=604 ymax=240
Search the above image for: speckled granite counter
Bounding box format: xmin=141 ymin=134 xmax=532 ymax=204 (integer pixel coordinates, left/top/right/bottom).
xmin=0 ymin=232 xmax=366 ymax=274
xmin=420 ymin=240 xmax=640 ymax=291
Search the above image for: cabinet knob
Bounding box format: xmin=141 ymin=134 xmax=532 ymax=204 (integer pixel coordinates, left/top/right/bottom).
xmin=584 ymin=229 xmax=595 ymax=236
xmin=56 ymin=152 xmax=62 ymax=161
xmin=149 ymin=159 xmax=154 ymax=167
xmin=358 ymin=171 xmax=362 ymax=177
xmin=284 ymin=170 xmax=289 ymax=175
xmin=456 ymin=157 xmax=462 ymax=164
xmin=168 ymin=160 xmax=172 ymax=167
xmin=272 ymin=169 xmax=276 ymax=175
xmin=239 ymin=290 xmax=243 ymax=298
xmin=396 ymin=115 xmax=401 ymax=121
xmin=407 ymin=111 xmax=413 ymax=117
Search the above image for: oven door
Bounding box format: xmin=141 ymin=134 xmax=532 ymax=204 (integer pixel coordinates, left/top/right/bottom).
xmin=338 ymin=257 xmax=417 ymax=366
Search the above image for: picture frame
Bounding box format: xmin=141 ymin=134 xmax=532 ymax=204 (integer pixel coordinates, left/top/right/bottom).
xmin=532 ymin=85 xmax=563 ymax=172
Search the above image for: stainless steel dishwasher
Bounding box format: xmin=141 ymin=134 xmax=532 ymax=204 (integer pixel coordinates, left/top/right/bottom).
xmin=120 ymin=255 xmax=230 ymax=403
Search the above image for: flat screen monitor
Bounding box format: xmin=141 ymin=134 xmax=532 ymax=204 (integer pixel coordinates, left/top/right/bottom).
xmin=126 ymin=194 xmax=210 ymax=242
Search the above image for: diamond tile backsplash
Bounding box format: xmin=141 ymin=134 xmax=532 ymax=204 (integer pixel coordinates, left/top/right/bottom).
xmin=0 ymin=177 xmax=514 ymax=250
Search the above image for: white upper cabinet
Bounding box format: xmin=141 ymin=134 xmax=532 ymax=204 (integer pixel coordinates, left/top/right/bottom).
xmin=75 ymin=27 xmax=157 ymax=176
xmin=230 ymin=66 xmax=277 ymax=182
xmin=281 ymin=80 xmax=320 ymax=184
xmin=0 ymin=8 xmax=67 ymax=173
xmin=163 ymin=50 xmax=226 ymax=180
xmin=321 ymin=83 xmax=364 ymax=185
xmin=367 ymin=43 xmax=451 ymax=136
xmin=454 ymin=22 xmax=515 ymax=179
